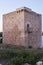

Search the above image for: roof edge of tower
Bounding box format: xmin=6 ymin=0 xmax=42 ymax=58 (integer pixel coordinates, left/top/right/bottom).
xmin=16 ymin=7 xmax=32 ymax=12
xmin=16 ymin=7 xmax=41 ymax=16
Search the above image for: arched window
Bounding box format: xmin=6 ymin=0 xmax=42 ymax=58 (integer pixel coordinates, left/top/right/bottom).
xmin=27 ymin=24 xmax=29 ymax=33
xmin=27 ymin=24 xmax=29 ymax=28
xmin=27 ymin=24 xmax=32 ymax=33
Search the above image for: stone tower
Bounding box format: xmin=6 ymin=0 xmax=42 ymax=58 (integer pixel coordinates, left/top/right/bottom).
xmin=3 ymin=7 xmax=42 ymax=48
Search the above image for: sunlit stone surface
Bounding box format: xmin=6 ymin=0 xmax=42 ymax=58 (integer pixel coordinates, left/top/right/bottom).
xmin=3 ymin=7 xmax=42 ymax=48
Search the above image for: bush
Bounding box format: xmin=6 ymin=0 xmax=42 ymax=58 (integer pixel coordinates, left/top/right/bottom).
xmin=7 ymin=49 xmax=43 ymax=65
xmin=8 ymin=57 xmax=24 ymax=65
xmin=0 ymin=49 xmax=43 ymax=65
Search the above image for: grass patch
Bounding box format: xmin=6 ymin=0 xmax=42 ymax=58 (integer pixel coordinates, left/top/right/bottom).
xmin=0 ymin=49 xmax=43 ymax=65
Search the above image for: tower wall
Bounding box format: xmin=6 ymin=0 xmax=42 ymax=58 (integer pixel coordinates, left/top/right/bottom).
xmin=24 ymin=10 xmax=41 ymax=48
xmin=3 ymin=10 xmax=25 ymax=46
xmin=3 ymin=7 xmax=42 ymax=48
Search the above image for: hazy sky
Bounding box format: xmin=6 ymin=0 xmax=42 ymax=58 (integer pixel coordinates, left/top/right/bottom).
xmin=0 ymin=0 xmax=43 ymax=32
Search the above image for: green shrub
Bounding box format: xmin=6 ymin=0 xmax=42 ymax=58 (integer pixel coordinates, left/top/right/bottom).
xmin=8 ymin=57 xmax=24 ymax=65
xmin=0 ymin=49 xmax=43 ymax=65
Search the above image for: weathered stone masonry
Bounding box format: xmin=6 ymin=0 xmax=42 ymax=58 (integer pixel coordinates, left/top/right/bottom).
xmin=3 ymin=7 xmax=42 ymax=48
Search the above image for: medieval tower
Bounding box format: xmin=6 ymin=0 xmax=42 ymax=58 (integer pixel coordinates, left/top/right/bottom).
xmin=3 ymin=7 xmax=42 ymax=48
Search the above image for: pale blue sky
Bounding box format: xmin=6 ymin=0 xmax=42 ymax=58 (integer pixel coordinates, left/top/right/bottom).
xmin=0 ymin=0 xmax=43 ymax=32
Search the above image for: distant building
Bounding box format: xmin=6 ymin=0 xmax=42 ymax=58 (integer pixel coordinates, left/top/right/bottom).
xmin=3 ymin=7 xmax=42 ymax=48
